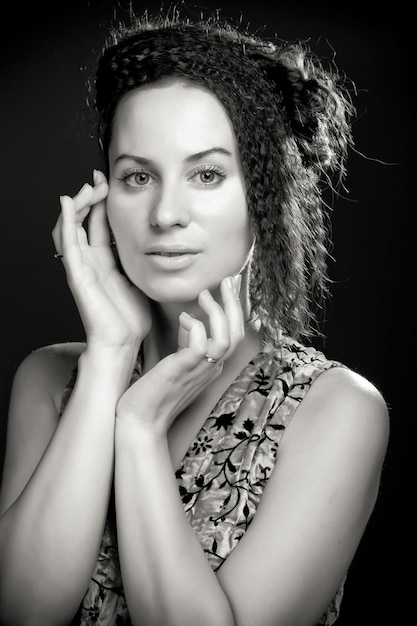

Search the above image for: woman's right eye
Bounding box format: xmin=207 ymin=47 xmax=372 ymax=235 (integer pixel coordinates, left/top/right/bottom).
xmin=119 ymin=170 xmax=156 ymax=189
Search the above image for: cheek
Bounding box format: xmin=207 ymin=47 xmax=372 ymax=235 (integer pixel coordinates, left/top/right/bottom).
xmin=218 ymin=196 xmax=252 ymax=252
xmin=208 ymin=216 xmax=252 ymax=281
xmin=106 ymin=188 xmax=142 ymax=240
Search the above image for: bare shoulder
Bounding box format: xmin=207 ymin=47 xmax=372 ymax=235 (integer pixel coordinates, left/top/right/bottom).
xmin=307 ymin=365 xmax=388 ymax=406
xmin=285 ymin=365 xmax=390 ymax=462
xmin=0 ymin=342 xmax=86 ymax=514
xmin=308 ymin=366 xmax=388 ymax=423
xmin=13 ymin=341 xmax=86 ymax=413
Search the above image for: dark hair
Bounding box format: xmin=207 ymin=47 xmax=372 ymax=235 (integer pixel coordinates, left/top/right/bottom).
xmin=93 ymin=8 xmax=355 ymax=345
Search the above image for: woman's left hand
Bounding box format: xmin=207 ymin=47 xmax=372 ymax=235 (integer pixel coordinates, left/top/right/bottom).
xmin=115 ymin=275 xmax=243 ymax=434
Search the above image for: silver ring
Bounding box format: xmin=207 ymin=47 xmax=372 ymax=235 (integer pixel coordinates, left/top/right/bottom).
xmin=203 ymin=354 xmax=219 ymax=364
xmin=54 ymin=253 xmax=63 ymax=259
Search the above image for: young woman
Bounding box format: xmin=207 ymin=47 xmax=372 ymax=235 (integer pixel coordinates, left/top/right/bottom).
xmin=0 ymin=10 xmax=389 ymax=626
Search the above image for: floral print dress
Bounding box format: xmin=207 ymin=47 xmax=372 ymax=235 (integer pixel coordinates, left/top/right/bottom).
xmin=62 ymin=336 xmax=346 ymax=625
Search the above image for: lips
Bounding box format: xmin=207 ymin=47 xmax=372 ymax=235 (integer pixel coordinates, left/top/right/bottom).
xmin=145 ymin=245 xmax=200 ymax=256
xmin=145 ymin=248 xmax=200 ymax=271
xmin=149 ymin=251 xmax=194 ymax=257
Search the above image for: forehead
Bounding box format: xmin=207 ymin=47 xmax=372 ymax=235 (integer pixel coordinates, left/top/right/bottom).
xmin=110 ymin=80 xmax=237 ymax=155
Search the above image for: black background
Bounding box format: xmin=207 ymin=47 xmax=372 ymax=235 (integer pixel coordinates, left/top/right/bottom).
xmin=1 ymin=1 xmax=412 ymax=623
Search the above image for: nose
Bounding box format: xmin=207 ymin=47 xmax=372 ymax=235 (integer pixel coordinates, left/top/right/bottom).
xmin=149 ymin=183 xmax=191 ymax=230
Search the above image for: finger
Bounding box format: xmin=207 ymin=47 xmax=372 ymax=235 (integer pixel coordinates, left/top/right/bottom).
xmin=52 ymin=186 xmax=93 ymax=258
xmin=88 ymin=172 xmax=110 ymax=247
xmin=52 ymin=178 xmax=108 ymax=258
xmin=93 ymin=169 xmax=107 ymax=186
xmin=178 ymin=311 xmax=192 ymax=350
xmin=71 ymin=181 xmax=108 ymax=224
xmin=198 ymin=289 xmax=230 ymax=361
xmin=52 ymin=212 xmax=63 ymax=255
xmin=72 ymin=183 xmax=95 ymax=223
xmin=220 ymin=275 xmax=245 ymax=356
xmin=88 ymin=202 xmax=111 ymax=247
xmin=60 ymin=195 xmax=87 ymax=255
xmin=178 ymin=312 xmax=208 ymax=368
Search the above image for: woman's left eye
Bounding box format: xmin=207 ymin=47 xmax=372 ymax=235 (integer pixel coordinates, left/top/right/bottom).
xmin=189 ymin=165 xmax=226 ymax=186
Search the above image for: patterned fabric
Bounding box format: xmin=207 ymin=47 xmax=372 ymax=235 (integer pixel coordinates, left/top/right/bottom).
xmin=62 ymin=336 xmax=346 ymax=625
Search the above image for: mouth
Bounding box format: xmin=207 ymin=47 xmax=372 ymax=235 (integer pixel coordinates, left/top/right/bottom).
xmin=145 ymin=249 xmax=200 ymax=270
xmin=148 ymin=251 xmax=196 ymax=257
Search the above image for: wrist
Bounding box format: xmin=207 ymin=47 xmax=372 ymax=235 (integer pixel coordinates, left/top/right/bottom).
xmin=115 ymin=415 xmax=167 ymax=448
xmin=79 ymin=344 xmax=141 ymax=388
xmin=82 ymin=342 xmax=140 ymax=361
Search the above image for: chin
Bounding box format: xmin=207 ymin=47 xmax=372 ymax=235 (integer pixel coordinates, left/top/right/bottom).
xmin=140 ymin=276 xmax=223 ymax=304
xmin=140 ymin=282 xmax=203 ymax=304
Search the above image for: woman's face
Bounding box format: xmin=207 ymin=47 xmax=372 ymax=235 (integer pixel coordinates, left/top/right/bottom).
xmin=106 ymin=80 xmax=252 ymax=303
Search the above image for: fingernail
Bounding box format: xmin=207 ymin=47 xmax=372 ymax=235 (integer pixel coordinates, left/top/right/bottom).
xmin=179 ymin=311 xmax=195 ymax=327
xmin=80 ymin=182 xmax=90 ymax=193
xmin=227 ymin=275 xmax=241 ymax=295
xmin=93 ymin=169 xmax=105 ymax=185
xmin=233 ymin=274 xmax=242 ymax=295
xmin=200 ymin=289 xmax=213 ymax=300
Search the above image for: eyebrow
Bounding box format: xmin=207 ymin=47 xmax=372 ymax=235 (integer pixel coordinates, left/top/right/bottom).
xmin=114 ymin=147 xmax=232 ymax=166
xmin=185 ymin=147 xmax=232 ymax=162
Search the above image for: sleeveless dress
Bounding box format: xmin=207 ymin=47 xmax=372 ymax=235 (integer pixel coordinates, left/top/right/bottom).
xmin=62 ymin=335 xmax=347 ymax=625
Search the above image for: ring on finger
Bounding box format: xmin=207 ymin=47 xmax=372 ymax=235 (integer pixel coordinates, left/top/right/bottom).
xmin=203 ymin=354 xmax=219 ymax=364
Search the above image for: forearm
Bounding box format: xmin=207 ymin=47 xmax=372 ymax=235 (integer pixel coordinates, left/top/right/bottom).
xmin=114 ymin=419 xmax=235 ymax=626
xmin=0 ymin=346 xmax=137 ymax=625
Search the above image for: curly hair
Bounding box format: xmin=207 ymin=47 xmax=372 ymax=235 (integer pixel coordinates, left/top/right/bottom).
xmin=92 ymin=7 xmax=355 ymax=345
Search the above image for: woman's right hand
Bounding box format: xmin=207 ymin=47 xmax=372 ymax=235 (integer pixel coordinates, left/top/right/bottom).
xmin=52 ymin=169 xmax=151 ymax=352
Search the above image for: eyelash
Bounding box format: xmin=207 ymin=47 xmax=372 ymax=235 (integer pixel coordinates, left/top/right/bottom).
xmin=118 ymin=169 xmax=154 ymax=189
xmin=190 ymin=164 xmax=226 ymax=186
xmin=117 ymin=164 xmax=226 ymax=189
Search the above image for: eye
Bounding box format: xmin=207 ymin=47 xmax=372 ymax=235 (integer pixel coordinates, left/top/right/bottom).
xmin=118 ymin=169 xmax=156 ymax=189
xmin=189 ymin=165 xmax=226 ymax=187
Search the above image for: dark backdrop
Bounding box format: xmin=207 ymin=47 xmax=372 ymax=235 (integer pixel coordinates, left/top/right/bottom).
xmin=1 ymin=1 xmax=411 ymax=624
